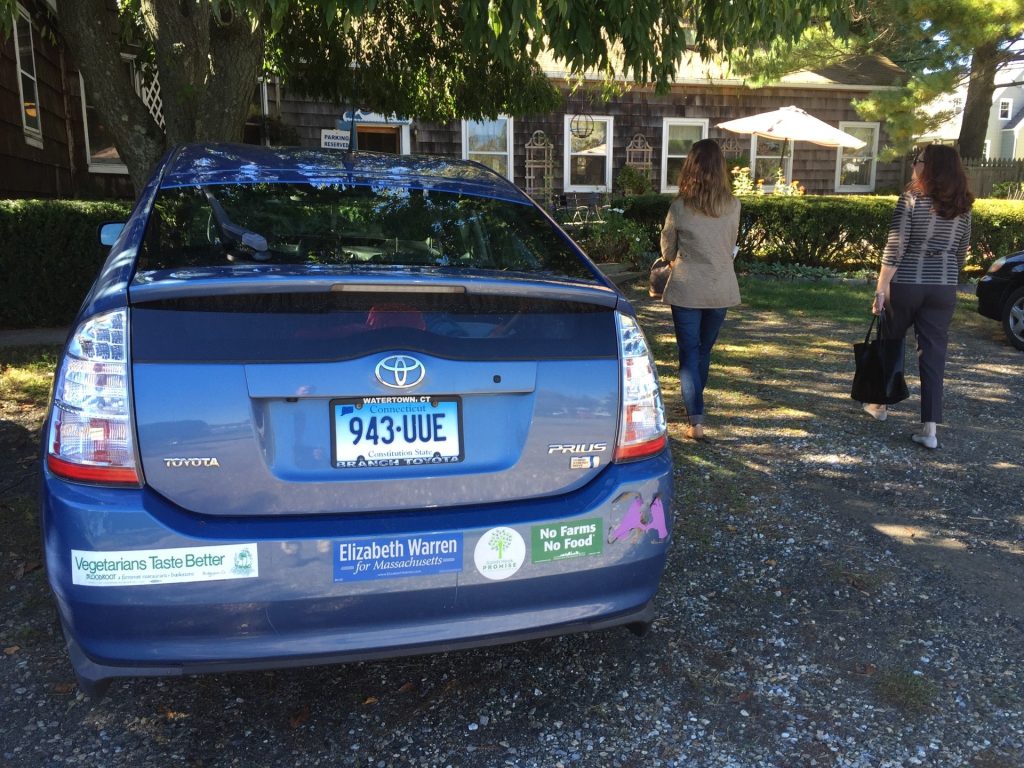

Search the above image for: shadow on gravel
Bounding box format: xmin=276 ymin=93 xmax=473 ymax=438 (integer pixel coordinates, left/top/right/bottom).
xmin=0 ymin=418 xmax=41 ymax=504
xmin=646 ymin=282 xmax=1024 ymax=623
xmin=0 ymin=419 xmax=43 ymax=587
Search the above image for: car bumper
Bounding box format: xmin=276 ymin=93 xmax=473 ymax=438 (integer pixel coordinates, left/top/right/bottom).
xmin=976 ymin=275 xmax=1010 ymax=321
xmin=43 ymin=451 xmax=673 ymax=685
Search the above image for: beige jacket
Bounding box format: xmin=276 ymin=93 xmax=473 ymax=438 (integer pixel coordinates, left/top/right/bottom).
xmin=659 ymin=196 xmax=741 ymax=309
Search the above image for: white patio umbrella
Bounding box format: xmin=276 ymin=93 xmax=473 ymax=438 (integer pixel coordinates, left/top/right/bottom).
xmin=717 ymin=105 xmax=867 ymax=149
xmin=717 ymin=105 xmax=866 ymax=181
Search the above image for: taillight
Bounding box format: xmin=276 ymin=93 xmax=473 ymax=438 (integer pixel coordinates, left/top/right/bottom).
xmin=615 ymin=312 xmax=668 ymax=462
xmin=47 ymin=309 xmax=139 ymax=485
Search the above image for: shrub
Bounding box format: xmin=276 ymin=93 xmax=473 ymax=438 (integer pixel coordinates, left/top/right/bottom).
xmin=972 ymin=198 xmax=1024 ymax=263
xmin=615 ymin=192 xmax=672 ymax=251
xmin=3 ymin=194 xmax=1022 ymax=330
xmin=988 ymin=181 xmax=1024 ymax=200
xmin=736 ymin=261 xmax=872 ymax=282
xmin=736 ymin=196 xmax=893 ymax=270
xmin=615 ymin=165 xmax=654 ymax=196
xmin=727 ymin=155 xmax=750 ymax=173
xmin=572 ymin=210 xmax=649 ymax=268
xmin=0 ymin=199 xmax=132 ymax=328
xmin=618 ymin=193 xmax=1024 ymax=275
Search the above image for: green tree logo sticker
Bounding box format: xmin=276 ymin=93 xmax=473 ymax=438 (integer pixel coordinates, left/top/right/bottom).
xmin=234 ymin=548 xmax=253 ymax=573
xmin=474 ymin=527 xmax=525 ymax=581
xmin=489 ymin=529 xmax=512 ymax=559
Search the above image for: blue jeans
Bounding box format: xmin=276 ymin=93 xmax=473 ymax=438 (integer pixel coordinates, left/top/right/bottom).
xmin=671 ymin=305 xmax=727 ymax=425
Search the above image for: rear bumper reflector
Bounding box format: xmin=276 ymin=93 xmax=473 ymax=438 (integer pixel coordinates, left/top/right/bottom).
xmin=47 ymin=454 xmax=139 ymax=486
xmin=614 ymin=435 xmax=668 ymax=462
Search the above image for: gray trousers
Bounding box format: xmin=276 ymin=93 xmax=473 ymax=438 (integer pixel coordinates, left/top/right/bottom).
xmin=882 ymin=283 xmax=957 ymax=423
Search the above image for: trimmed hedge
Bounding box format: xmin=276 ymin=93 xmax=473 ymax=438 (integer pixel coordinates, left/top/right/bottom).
xmin=0 ymin=199 xmax=132 ymax=328
xmin=973 ymin=199 xmax=1024 ymax=263
xmin=3 ymin=195 xmax=1023 ymax=328
xmin=620 ymin=193 xmax=1024 ymax=275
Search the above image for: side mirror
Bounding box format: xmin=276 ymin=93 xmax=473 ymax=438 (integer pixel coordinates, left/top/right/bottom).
xmin=98 ymin=221 xmax=126 ymax=247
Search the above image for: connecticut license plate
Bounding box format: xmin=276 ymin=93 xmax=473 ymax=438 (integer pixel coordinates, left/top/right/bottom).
xmin=331 ymin=396 xmax=463 ymax=468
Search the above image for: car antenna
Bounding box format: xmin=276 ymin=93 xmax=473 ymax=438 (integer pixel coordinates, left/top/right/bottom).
xmin=345 ymin=23 xmax=361 ymax=159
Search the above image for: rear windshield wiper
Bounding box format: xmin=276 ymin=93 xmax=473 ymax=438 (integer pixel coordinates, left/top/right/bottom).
xmin=203 ymin=189 xmax=270 ymax=262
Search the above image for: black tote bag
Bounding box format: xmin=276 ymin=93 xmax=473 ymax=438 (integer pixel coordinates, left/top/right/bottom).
xmin=850 ymin=315 xmax=910 ymax=405
xmin=648 ymin=256 xmax=673 ymax=299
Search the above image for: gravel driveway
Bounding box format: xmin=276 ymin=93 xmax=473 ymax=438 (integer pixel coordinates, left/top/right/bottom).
xmin=2 ymin=283 xmax=1022 ymax=768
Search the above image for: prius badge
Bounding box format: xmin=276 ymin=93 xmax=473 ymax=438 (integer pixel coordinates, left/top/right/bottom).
xmin=375 ymin=354 xmax=426 ymax=389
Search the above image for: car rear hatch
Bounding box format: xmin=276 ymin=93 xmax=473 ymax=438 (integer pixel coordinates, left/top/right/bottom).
xmin=129 ymin=273 xmax=624 ymax=516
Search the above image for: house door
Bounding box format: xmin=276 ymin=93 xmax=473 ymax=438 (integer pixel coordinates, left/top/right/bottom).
xmin=357 ymin=126 xmax=401 ymax=153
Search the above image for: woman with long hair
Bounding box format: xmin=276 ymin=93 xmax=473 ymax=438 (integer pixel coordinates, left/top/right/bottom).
xmin=659 ymin=139 xmax=741 ymax=441
xmin=863 ymin=143 xmax=974 ymax=449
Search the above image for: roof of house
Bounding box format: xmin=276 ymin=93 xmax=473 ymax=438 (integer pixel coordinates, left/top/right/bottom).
xmin=540 ymin=52 xmax=905 ymax=91
xmin=1006 ymin=104 xmax=1024 ymax=131
xmin=782 ymin=55 xmax=907 ymax=89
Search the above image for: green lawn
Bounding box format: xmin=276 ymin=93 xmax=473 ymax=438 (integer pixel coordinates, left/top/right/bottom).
xmin=642 ymin=277 xmax=989 ymax=416
xmin=0 ymin=345 xmax=60 ymax=409
xmin=739 ymin=277 xmax=985 ymax=328
xmin=0 ymin=279 xmax=990 ymax=416
xmin=629 ymin=276 xmax=997 ymax=527
xmin=0 ymin=345 xmax=61 ymax=560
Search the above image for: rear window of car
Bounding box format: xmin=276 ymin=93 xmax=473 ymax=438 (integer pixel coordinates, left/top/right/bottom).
xmin=137 ymin=183 xmax=593 ymax=280
xmin=130 ymin=292 xmax=617 ymax=363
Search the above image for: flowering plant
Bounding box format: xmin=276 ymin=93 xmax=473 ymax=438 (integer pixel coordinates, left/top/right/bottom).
xmin=731 ymin=166 xmax=805 ymax=196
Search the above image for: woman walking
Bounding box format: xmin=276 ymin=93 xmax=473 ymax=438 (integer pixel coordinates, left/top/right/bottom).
xmin=864 ymin=143 xmax=973 ymax=449
xmin=660 ymin=139 xmax=741 ymax=441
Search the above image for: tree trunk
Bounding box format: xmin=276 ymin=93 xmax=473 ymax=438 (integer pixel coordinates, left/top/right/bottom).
xmin=202 ymin=11 xmax=264 ymax=142
xmin=58 ymin=0 xmax=165 ymax=193
xmin=139 ymin=0 xmax=212 ymax=144
xmin=958 ymin=40 xmax=1000 ymax=160
xmin=139 ymin=1 xmax=264 ymax=145
xmin=59 ymin=0 xmax=264 ymax=193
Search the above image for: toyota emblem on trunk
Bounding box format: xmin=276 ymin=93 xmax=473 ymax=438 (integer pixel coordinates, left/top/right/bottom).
xmin=375 ymin=355 xmax=426 ymax=389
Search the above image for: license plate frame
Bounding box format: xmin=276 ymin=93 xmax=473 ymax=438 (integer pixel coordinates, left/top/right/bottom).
xmin=330 ymin=395 xmax=464 ymax=469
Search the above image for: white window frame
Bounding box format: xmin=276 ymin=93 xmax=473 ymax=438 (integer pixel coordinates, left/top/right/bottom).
xmin=12 ymin=4 xmax=43 ymax=148
xmin=461 ymin=116 xmax=514 ymax=180
xmin=750 ymin=136 xmax=793 ymax=191
xmin=563 ymin=114 xmax=614 ymax=193
xmin=352 ymin=123 xmax=411 ymax=154
xmin=339 ymin=111 xmax=411 ymax=154
xmin=834 ymin=121 xmax=879 ymax=193
xmin=660 ymin=118 xmax=709 ymax=193
xmin=79 ymin=76 xmax=129 ymax=175
xmin=999 ymin=99 xmax=1012 ymax=120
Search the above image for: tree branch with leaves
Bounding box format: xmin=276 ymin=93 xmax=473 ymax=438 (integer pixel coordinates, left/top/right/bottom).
xmin=732 ymin=0 xmax=1024 ymax=158
xmin=2 ymin=0 xmax=863 ymax=191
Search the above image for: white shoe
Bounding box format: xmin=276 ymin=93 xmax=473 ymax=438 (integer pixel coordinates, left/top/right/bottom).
xmin=912 ymin=433 xmax=938 ymax=450
xmin=862 ymin=403 xmax=887 ymax=421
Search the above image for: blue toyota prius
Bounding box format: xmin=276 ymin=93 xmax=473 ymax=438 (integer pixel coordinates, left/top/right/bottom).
xmin=40 ymin=145 xmax=673 ymax=698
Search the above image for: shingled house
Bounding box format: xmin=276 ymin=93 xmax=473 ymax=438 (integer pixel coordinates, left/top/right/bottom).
xmin=280 ymin=54 xmax=908 ymax=199
xmin=1 ymin=1 xmax=138 ymax=197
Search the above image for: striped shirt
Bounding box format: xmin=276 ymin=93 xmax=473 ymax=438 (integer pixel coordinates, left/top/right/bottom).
xmin=882 ymin=192 xmax=971 ymax=286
